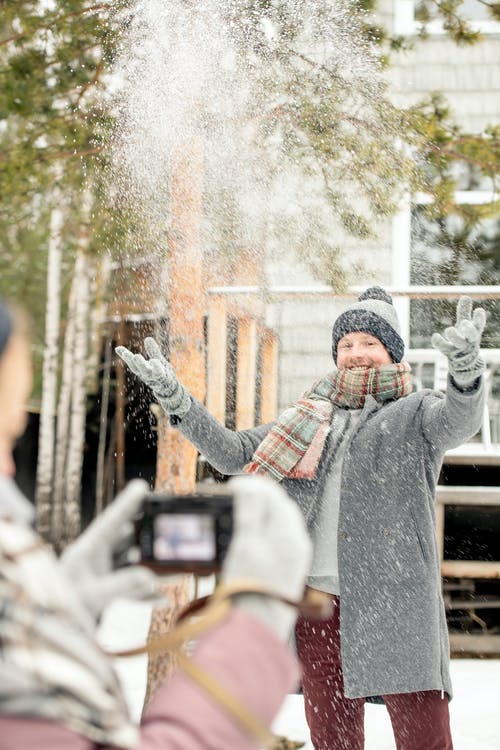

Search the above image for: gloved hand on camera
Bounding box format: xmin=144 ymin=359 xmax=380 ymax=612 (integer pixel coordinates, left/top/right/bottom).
xmin=115 ymin=337 xmax=191 ymax=417
xmin=431 ymin=295 xmax=486 ymax=388
xmin=60 ymin=479 xmax=157 ymax=621
xmin=222 ymin=475 xmax=312 ymax=642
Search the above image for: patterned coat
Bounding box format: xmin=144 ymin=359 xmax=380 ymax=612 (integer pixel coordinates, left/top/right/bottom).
xmin=0 ymin=477 xmax=299 ymax=749
xmin=176 ymin=376 xmax=484 ymax=699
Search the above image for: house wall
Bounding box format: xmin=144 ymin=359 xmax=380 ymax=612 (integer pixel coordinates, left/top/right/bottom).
xmin=268 ymin=0 xmax=500 ymax=414
xmin=384 ymin=0 xmax=500 ymax=134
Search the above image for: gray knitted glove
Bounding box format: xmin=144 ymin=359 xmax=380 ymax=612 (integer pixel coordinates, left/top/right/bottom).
xmin=222 ymin=475 xmax=312 ymax=642
xmin=431 ymin=296 xmax=486 ymax=387
xmin=115 ymin=336 xmax=191 ymax=417
xmin=61 ymin=480 xmax=158 ymax=621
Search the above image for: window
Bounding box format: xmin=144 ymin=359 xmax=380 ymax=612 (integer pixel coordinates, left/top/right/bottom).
xmin=390 ymin=187 xmax=500 ymax=444
xmin=409 ymin=203 xmax=500 ymax=348
xmin=394 ymin=0 xmax=500 ymax=36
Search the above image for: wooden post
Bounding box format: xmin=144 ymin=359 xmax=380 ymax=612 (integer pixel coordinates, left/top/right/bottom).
xmin=260 ymin=330 xmax=278 ymax=423
xmin=236 ymin=316 xmax=257 ymax=430
xmin=206 ymin=295 xmax=227 ymax=422
xmin=155 ymin=136 xmax=205 ymax=493
xmin=114 ymin=314 xmax=127 ymax=493
xmin=144 ymin=136 xmax=205 ymax=709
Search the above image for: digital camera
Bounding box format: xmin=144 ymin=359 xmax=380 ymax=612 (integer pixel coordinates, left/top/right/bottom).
xmin=136 ymin=492 xmax=234 ymax=574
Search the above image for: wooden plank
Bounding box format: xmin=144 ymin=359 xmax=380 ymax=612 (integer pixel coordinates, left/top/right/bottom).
xmin=441 ymin=561 xmax=500 ymax=579
xmin=446 ymin=598 xmax=500 ymax=610
xmin=443 ymin=580 xmax=474 ymax=592
xmin=437 ymin=486 xmax=500 ymax=505
xmin=206 ymin=295 xmax=227 ymax=422
xmin=444 ymin=452 xmax=500 ymax=467
xmin=260 ymin=331 xmax=278 ymax=423
xmin=450 ymin=633 xmax=500 ymax=656
xmin=207 ymin=285 xmax=500 ymax=300
xmin=236 ymin=317 xmax=257 ymax=430
xmin=435 ymin=501 xmax=445 ymax=562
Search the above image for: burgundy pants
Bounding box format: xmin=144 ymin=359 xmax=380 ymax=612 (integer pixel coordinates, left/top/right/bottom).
xmin=295 ymin=595 xmax=453 ymax=750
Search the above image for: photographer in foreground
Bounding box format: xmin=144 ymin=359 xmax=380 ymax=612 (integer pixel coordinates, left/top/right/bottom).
xmin=0 ymin=299 xmax=312 ymax=750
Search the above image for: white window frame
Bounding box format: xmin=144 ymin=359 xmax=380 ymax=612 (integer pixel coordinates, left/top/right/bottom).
xmin=394 ymin=0 xmax=500 ymax=36
xmin=391 ymin=189 xmax=500 ymax=343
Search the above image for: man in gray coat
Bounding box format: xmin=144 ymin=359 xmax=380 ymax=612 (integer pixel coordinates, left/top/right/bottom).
xmin=117 ymin=288 xmax=486 ymax=750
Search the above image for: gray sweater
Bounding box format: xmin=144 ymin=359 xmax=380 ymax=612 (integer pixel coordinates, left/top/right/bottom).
xmin=308 ymin=408 xmax=362 ymax=594
xmin=174 ymin=375 xmax=484 ymax=699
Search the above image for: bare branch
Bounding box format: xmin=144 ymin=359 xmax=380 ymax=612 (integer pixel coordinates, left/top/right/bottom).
xmin=424 ymin=140 xmax=498 ymax=171
xmin=75 ymin=60 xmax=104 ymax=107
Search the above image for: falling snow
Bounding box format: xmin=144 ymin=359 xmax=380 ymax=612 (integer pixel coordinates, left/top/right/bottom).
xmin=99 ymin=600 xmax=500 ymax=750
xmin=107 ymin=0 xmax=396 ymax=282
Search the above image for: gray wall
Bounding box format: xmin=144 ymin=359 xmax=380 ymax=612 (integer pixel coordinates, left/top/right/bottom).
xmin=390 ymin=37 xmax=500 ymax=133
xmin=268 ymin=4 xmax=499 ymax=415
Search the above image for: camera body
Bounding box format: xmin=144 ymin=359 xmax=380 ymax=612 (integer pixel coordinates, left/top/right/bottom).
xmin=136 ymin=492 xmax=234 ymax=574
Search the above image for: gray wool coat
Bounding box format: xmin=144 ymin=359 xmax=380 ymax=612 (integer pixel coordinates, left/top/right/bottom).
xmin=174 ymin=375 xmax=484 ymax=699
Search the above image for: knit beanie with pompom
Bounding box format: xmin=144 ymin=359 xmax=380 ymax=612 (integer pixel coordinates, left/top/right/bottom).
xmin=331 ymin=286 xmax=404 ymax=364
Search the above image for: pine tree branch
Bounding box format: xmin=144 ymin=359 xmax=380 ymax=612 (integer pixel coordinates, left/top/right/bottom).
xmin=52 ymin=144 xmax=107 ymax=160
xmin=425 ymin=140 xmax=499 ymax=171
xmin=0 ymin=144 xmax=107 ymax=163
xmin=0 ymin=4 xmax=112 ymax=47
xmin=75 ymin=60 xmax=104 ymax=107
xmin=285 ymin=47 xmax=344 ymax=86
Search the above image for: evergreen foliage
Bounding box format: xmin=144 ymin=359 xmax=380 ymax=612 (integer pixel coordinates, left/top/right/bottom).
xmin=0 ymin=0 xmax=499 ymax=370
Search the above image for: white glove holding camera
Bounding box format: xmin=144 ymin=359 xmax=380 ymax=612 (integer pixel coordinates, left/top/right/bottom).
xmin=222 ymin=475 xmax=312 ymax=641
xmin=60 ymin=479 xmax=157 ymax=621
xmin=115 ymin=337 xmax=191 ymax=417
xmin=61 ymin=472 xmax=311 ymax=640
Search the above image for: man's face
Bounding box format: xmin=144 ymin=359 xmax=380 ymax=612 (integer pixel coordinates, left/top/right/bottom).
xmin=337 ymin=331 xmax=392 ymax=369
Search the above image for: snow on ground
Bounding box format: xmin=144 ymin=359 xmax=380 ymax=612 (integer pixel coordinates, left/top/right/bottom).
xmin=99 ymin=600 xmax=500 ymax=749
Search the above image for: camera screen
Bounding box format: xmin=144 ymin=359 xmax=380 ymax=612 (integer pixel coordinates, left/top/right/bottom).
xmin=153 ymin=513 xmax=216 ymax=561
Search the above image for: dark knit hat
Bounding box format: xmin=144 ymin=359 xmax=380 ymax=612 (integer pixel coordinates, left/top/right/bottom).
xmin=0 ymin=300 xmax=13 ymax=359
xmin=332 ymin=286 xmax=404 ymax=364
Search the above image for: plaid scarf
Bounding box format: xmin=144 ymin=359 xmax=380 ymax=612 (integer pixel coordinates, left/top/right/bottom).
xmin=244 ymin=363 xmax=412 ymax=481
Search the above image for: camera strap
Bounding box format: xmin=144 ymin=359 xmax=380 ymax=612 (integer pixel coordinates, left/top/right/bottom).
xmin=108 ymin=581 xmax=332 ymax=749
xmin=177 ymin=580 xmax=334 ymax=622
xmin=175 ymin=649 xmax=276 ymax=748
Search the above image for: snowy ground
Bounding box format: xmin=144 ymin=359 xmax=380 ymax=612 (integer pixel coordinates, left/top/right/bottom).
xmin=98 ymin=600 xmax=500 ymax=749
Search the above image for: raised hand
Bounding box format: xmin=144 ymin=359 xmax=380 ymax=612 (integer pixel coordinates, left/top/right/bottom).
xmin=116 ymin=337 xmax=191 ymax=417
xmin=431 ymin=296 xmax=486 ymax=387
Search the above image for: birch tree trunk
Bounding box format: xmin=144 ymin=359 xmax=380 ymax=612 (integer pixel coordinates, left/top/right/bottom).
xmin=63 ymin=246 xmax=91 ymax=543
xmin=93 ymin=254 xmax=114 ymax=514
xmin=95 ymin=335 xmax=112 ymax=516
xmin=87 ymin=253 xmax=112 ymax=395
xmin=51 ymin=277 xmax=77 ymax=550
xmin=51 ymin=192 xmax=93 ymax=550
xmin=35 ymin=202 xmax=64 ymax=541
